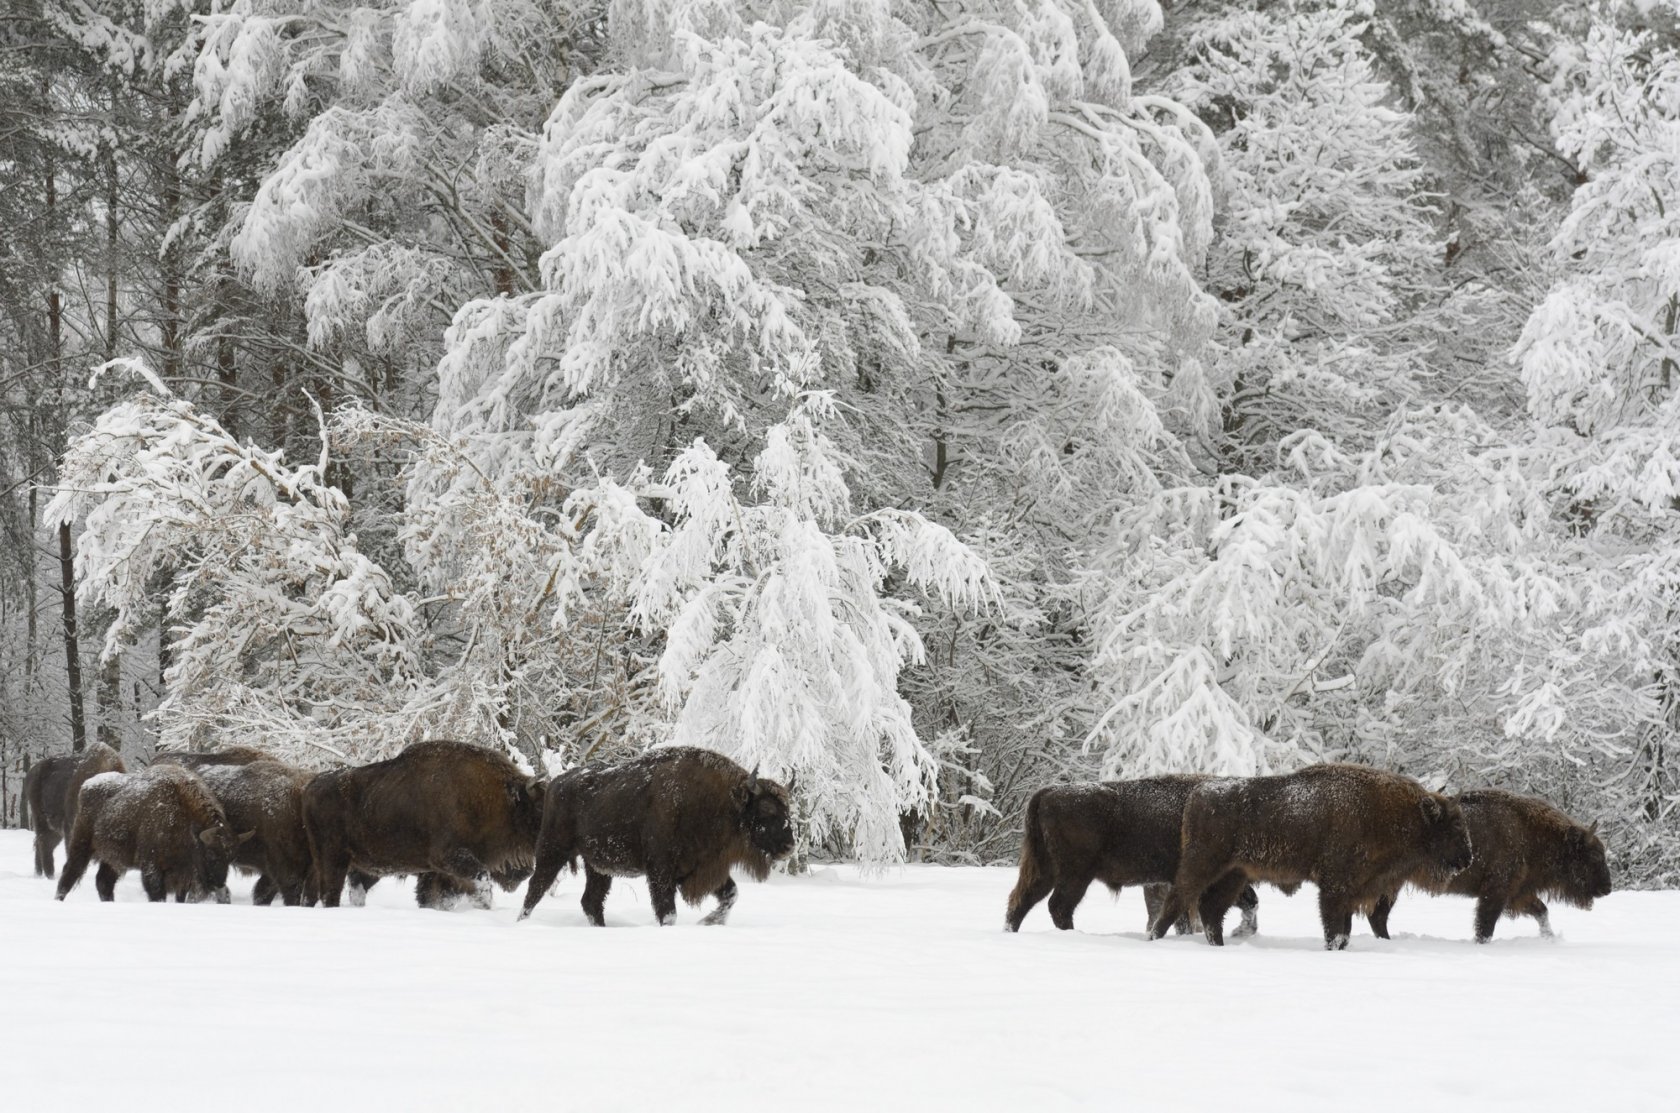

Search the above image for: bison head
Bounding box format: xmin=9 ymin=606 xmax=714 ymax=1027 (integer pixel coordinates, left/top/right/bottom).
xmin=195 ymin=823 xmax=256 ymax=900
xmin=1420 ymin=793 xmax=1474 ymax=873
xmin=739 ymin=778 xmax=796 ymax=861
xmin=1557 ymin=822 xmax=1613 ymax=907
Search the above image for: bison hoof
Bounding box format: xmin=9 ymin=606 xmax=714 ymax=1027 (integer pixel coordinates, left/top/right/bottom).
xmin=1326 ymin=934 xmax=1349 ymax=951
xmin=699 ymin=911 xmax=730 ymax=927
xmin=657 ymin=913 xmax=676 ymax=927
xmin=214 ymin=887 xmax=231 ymax=905
xmin=1230 ymin=921 xmax=1257 ymax=940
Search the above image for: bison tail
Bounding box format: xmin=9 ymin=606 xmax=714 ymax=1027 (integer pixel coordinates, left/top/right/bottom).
xmin=1004 ymin=790 xmax=1052 ymax=932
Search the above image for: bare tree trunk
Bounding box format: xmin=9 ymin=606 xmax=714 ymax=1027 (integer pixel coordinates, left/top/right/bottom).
xmin=46 ymin=146 xmax=88 ymax=754
xmin=58 ymin=523 xmax=88 ymax=753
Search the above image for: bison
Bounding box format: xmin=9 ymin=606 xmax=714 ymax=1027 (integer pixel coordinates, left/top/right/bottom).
xmin=301 ymin=739 xmax=545 ymax=908
xmin=24 ymin=754 xmax=76 ymax=878
xmin=519 ymin=748 xmax=795 ymax=927
xmin=1148 ymin=763 xmax=1474 ymax=950
xmin=153 ymin=745 xmax=275 ymax=770
xmin=193 ymin=761 xmax=317 ymax=906
xmin=1004 ymin=778 xmax=1263 ymax=937
xmin=55 ymin=765 xmax=253 ymax=902
xmin=1368 ymin=789 xmax=1612 ymax=942
xmin=25 ymin=744 xmax=126 ymax=878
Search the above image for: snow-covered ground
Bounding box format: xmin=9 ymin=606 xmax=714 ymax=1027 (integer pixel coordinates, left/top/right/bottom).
xmin=2 ymin=828 xmax=1671 ymax=1111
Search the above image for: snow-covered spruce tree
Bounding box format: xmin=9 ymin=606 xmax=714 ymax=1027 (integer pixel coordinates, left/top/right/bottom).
xmin=420 ymin=0 xmax=1225 ymax=860
xmin=45 ymin=369 xmax=424 ymax=763
xmin=1511 ymin=10 xmax=1680 ymax=881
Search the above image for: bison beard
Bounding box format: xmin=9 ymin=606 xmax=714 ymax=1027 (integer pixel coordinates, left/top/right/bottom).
xmin=1148 ymin=764 xmax=1474 ymax=951
xmin=55 ymin=765 xmax=252 ymax=903
xmin=519 ymin=748 xmax=795 ymax=927
xmin=1369 ymin=789 xmax=1613 ymax=943
xmin=301 ymin=739 xmax=545 ymax=908
xmin=1004 ymin=777 xmax=1263 ymax=937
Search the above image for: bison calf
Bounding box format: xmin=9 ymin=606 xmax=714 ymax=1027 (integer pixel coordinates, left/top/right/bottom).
xmin=55 ymin=766 xmax=252 ymax=902
xmin=302 ymin=739 xmax=544 ymax=908
xmin=1149 ymin=763 xmax=1473 ymax=950
xmin=194 ymin=761 xmax=317 ymax=906
xmin=1004 ymin=778 xmax=1261 ymax=937
xmin=519 ymin=748 xmax=795 ymax=927
xmin=1369 ymin=789 xmax=1612 ymax=943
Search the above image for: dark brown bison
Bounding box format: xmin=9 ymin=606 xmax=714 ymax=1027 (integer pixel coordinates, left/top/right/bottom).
xmin=301 ymin=739 xmax=545 ymax=908
xmin=25 ymin=744 xmax=126 ymax=877
xmin=519 ymin=748 xmax=795 ymax=927
xmin=193 ymin=761 xmax=316 ymax=906
xmin=153 ymin=745 xmax=275 ymax=770
xmin=1368 ymin=789 xmax=1612 ymax=942
xmin=55 ymin=765 xmax=253 ymax=902
xmin=1148 ymin=763 xmax=1474 ymax=950
xmin=1004 ymin=777 xmax=1262 ymax=937
xmin=24 ymin=754 xmax=76 ymax=877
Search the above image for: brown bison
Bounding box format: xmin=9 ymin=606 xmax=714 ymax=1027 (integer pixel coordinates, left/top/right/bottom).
xmin=1004 ymin=778 xmax=1262 ymax=937
xmin=193 ymin=761 xmax=317 ymax=906
xmin=24 ymin=754 xmax=76 ymax=878
xmin=55 ymin=765 xmax=253 ymax=902
xmin=1368 ymin=789 xmax=1612 ymax=942
xmin=25 ymin=744 xmax=126 ymax=878
xmin=153 ymin=745 xmax=275 ymax=770
xmin=1148 ymin=763 xmax=1474 ymax=950
xmin=519 ymin=748 xmax=796 ymax=927
xmin=301 ymin=739 xmax=545 ymax=908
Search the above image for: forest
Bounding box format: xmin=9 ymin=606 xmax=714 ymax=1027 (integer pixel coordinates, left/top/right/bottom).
xmin=1 ymin=0 xmax=1676 ymax=883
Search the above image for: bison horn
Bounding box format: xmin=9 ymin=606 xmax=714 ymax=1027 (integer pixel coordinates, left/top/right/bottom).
xmin=236 ymin=829 xmax=257 ymax=845
xmin=750 ymin=763 xmax=760 ymax=781
xmin=197 ymin=828 xmax=219 ymax=847
xmin=525 ymin=775 xmax=546 ymax=798
xmin=1589 ymin=819 xmax=1600 ymax=836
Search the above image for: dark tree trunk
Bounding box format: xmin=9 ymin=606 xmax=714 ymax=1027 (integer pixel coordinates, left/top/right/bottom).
xmin=58 ymin=522 xmax=87 ymax=753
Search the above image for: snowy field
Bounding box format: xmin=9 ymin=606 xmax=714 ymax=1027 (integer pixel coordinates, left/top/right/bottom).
xmin=2 ymin=829 xmax=1672 ymax=1112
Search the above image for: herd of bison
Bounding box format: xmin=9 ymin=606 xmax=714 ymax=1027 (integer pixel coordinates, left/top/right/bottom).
xmin=21 ymin=740 xmax=1613 ymax=949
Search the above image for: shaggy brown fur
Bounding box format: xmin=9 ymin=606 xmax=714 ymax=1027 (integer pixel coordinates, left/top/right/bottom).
xmin=195 ymin=761 xmax=317 ymax=906
xmin=301 ymin=739 xmax=545 ymax=908
xmin=1004 ymin=777 xmax=1262 ymax=936
xmin=24 ymin=754 xmax=76 ymax=878
xmin=1149 ymin=764 xmax=1474 ymax=950
xmin=1368 ymin=789 xmax=1612 ymax=942
xmin=55 ymin=766 xmax=252 ymax=902
xmin=519 ymin=748 xmax=795 ymax=927
xmin=153 ymin=746 xmax=276 ymax=770
xmin=61 ymin=743 xmax=126 ymax=837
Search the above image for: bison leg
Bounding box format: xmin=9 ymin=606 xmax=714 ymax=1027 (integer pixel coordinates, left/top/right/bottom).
xmin=1197 ymin=872 xmax=1251 ymax=946
xmin=141 ymin=867 xmax=167 ymax=903
xmin=1148 ymin=885 xmax=1197 ymax=941
xmin=1511 ymin=894 xmax=1552 ymax=938
xmin=1004 ymin=871 xmax=1054 ymax=933
xmin=346 ymin=869 xmax=381 ymax=907
xmin=95 ymin=863 xmax=120 ymax=902
xmin=252 ymin=875 xmax=279 ymax=906
xmin=1229 ymin=883 xmax=1261 ymax=940
xmin=580 ymin=866 xmax=613 ymax=927
xmin=1473 ymin=895 xmax=1506 ymax=943
xmin=1318 ymin=890 xmax=1354 ymax=950
xmin=34 ymin=828 xmax=61 ymax=879
xmin=1369 ymin=892 xmax=1396 ymax=940
xmin=699 ymin=878 xmax=738 ymax=927
xmin=518 ymin=849 xmax=572 ymax=922
xmin=54 ymin=822 xmax=95 ymax=901
xmin=648 ymin=871 xmax=679 ymax=927
xmin=1046 ymin=876 xmax=1092 ymax=931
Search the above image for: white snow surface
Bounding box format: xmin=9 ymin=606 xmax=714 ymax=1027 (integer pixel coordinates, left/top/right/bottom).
xmin=2 ymin=829 xmax=1672 ymax=1111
